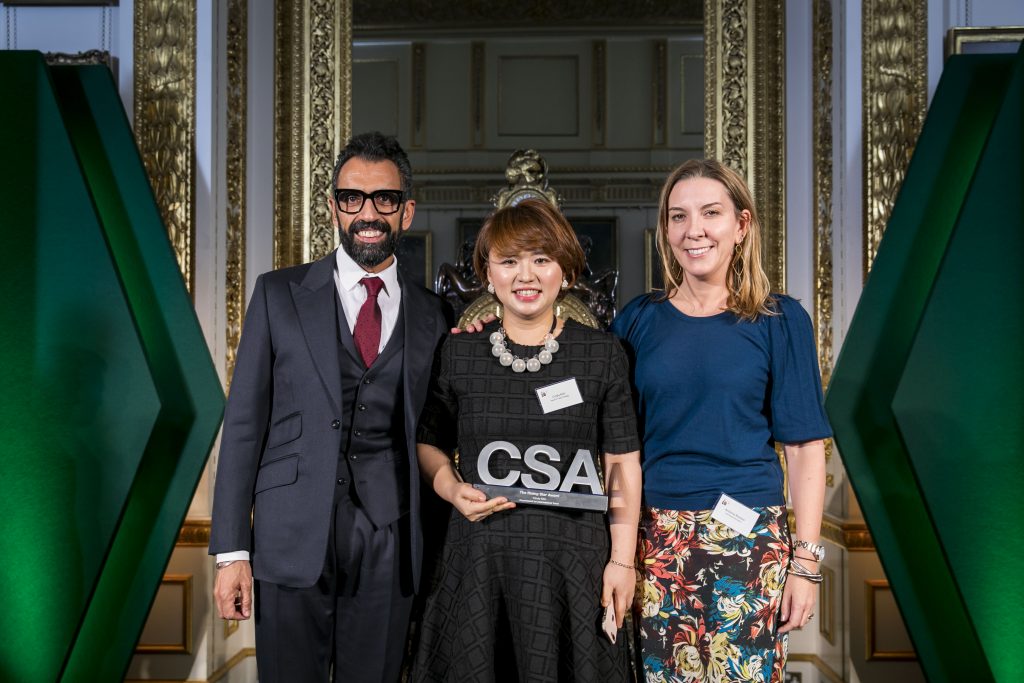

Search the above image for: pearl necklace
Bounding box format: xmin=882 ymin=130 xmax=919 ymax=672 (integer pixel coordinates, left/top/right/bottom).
xmin=489 ymin=319 xmax=560 ymax=373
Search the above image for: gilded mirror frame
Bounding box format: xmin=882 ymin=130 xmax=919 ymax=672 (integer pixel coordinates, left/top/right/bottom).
xmin=272 ymin=0 xmax=788 ymax=296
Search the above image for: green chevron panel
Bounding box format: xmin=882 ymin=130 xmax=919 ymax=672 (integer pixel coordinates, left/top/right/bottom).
xmin=826 ymin=52 xmax=1016 ymax=682
xmin=49 ymin=63 xmax=225 ymax=681
xmin=892 ymin=44 xmax=1024 ymax=682
xmin=0 ymin=51 xmax=162 ymax=683
xmin=0 ymin=52 xmax=224 ymax=681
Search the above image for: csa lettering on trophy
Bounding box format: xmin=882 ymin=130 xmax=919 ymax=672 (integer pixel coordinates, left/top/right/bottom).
xmin=472 ymin=440 xmax=608 ymax=512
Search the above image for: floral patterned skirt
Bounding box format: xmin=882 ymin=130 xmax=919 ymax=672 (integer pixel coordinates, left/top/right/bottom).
xmin=635 ymin=505 xmax=792 ymax=683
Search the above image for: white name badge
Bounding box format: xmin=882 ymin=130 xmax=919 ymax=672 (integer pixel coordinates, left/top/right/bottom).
xmin=535 ymin=378 xmax=584 ymax=414
xmin=710 ymin=493 xmax=758 ymax=536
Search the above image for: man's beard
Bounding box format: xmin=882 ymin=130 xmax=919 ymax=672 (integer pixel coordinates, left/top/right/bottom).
xmin=339 ymin=219 xmax=401 ymax=269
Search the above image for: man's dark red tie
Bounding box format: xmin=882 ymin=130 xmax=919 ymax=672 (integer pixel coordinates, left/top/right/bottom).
xmin=353 ymin=277 xmax=385 ymax=367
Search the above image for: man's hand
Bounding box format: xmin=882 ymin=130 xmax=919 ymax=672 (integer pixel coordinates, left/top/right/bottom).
xmin=450 ymin=313 xmax=497 ymax=335
xmin=214 ymin=560 xmax=253 ymax=620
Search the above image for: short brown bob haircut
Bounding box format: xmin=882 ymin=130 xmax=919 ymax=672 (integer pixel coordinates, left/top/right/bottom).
xmin=473 ymin=199 xmax=586 ymax=287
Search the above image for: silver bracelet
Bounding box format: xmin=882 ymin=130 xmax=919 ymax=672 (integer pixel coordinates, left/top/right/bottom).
xmin=216 ymin=560 xmax=237 ymax=570
xmin=608 ymin=559 xmax=635 ymax=570
xmin=787 ymin=557 xmax=823 ymax=583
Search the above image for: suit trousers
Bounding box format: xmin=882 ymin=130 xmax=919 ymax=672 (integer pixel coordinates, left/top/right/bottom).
xmin=254 ymin=482 xmax=415 ymax=683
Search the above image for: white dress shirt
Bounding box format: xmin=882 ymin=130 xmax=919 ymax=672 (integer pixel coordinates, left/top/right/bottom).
xmin=332 ymin=245 xmax=403 ymax=351
xmin=216 ymin=249 xmax=404 ymax=566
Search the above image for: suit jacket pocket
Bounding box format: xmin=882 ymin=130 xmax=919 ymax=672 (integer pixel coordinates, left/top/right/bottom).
xmin=266 ymin=411 xmax=302 ymax=448
xmin=254 ymin=453 xmax=299 ymax=494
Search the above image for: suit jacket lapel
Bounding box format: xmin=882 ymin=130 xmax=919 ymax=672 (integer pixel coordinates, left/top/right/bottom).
xmin=292 ymin=252 xmax=342 ymax=414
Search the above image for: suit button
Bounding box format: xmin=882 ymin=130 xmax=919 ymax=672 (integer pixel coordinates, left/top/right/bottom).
xmin=331 ymin=420 xmax=340 ymax=429
xmin=349 ymin=454 xmax=358 ymax=461
xmin=337 ymin=477 xmax=347 ymax=485
xmin=358 ymin=404 xmax=367 ymax=411
xmin=363 ymin=378 xmax=372 ymax=384
xmin=354 ymin=430 xmax=362 ymax=437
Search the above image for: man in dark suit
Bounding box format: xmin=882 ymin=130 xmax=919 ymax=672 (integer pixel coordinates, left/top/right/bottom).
xmin=210 ymin=132 xmax=449 ymax=682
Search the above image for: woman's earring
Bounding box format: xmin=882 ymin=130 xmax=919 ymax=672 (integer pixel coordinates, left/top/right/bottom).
xmin=487 ymin=282 xmax=495 ymax=295
xmin=561 ymin=278 xmax=569 ymax=290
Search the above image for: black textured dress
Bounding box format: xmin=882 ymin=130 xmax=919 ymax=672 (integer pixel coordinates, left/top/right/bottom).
xmin=412 ymin=319 xmax=641 ymax=682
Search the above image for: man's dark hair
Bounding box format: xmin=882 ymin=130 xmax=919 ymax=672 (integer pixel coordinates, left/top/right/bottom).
xmin=330 ymin=131 xmax=413 ymax=196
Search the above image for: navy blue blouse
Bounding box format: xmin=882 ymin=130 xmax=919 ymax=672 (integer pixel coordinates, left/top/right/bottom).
xmin=611 ymin=293 xmax=832 ymax=511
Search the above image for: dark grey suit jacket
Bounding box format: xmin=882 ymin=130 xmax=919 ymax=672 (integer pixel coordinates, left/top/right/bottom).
xmin=209 ymin=250 xmax=448 ymax=589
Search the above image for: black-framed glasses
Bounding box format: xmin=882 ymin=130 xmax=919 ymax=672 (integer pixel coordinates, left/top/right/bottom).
xmin=333 ymin=188 xmax=405 ymax=215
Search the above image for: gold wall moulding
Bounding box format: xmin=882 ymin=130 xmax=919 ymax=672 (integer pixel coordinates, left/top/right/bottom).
xmin=175 ymin=518 xmax=211 ymax=546
xmin=274 ymin=0 xmax=304 ymax=268
xmin=705 ymin=0 xmax=746 ymax=174
xmin=751 ymin=0 xmax=786 ymax=294
xmin=211 ymin=647 xmax=256 ymax=682
xmin=813 ymin=0 xmax=834 ymax=388
xmin=787 ymin=654 xmax=844 ymax=683
xmin=126 ymin=647 xmax=255 ymax=682
xmin=274 ymin=0 xmax=353 ymax=268
xmin=819 ymin=565 xmax=836 ymax=645
xmin=134 ymin=574 xmax=193 ymax=654
xmin=225 ymin=0 xmax=247 ymax=384
xmin=842 ymin=522 xmax=875 ymax=551
xmin=43 ymin=49 xmax=112 ymax=68
xmin=819 ymin=516 xmax=844 ymax=547
xmin=945 ymin=25 xmax=1024 ymax=59
xmin=866 ymin=580 xmax=918 ymax=661
xmin=134 ymin=0 xmax=196 ymax=294
xmin=812 ymin=515 xmax=877 ymax=551
xmin=704 ymin=0 xmax=786 ymax=293
xmin=813 ymin=0 xmax=836 ymax=484
xmin=862 ymin=0 xmax=927 ymax=278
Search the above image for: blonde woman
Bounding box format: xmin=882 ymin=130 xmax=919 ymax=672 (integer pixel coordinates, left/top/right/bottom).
xmin=611 ymin=159 xmax=830 ymax=682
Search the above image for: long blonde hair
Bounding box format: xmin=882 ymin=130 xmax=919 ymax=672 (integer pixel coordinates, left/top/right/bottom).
xmin=656 ymin=159 xmax=775 ymax=320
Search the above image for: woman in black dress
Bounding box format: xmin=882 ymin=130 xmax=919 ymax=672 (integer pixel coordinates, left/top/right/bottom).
xmin=413 ymin=199 xmax=643 ymax=682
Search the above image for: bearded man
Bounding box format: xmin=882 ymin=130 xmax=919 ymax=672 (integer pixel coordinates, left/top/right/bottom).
xmin=210 ymin=132 xmax=449 ymax=682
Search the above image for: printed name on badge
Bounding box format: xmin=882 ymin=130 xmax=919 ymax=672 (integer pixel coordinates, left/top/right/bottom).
xmin=710 ymin=493 xmax=758 ymax=536
xmin=535 ymin=378 xmax=584 ymax=414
